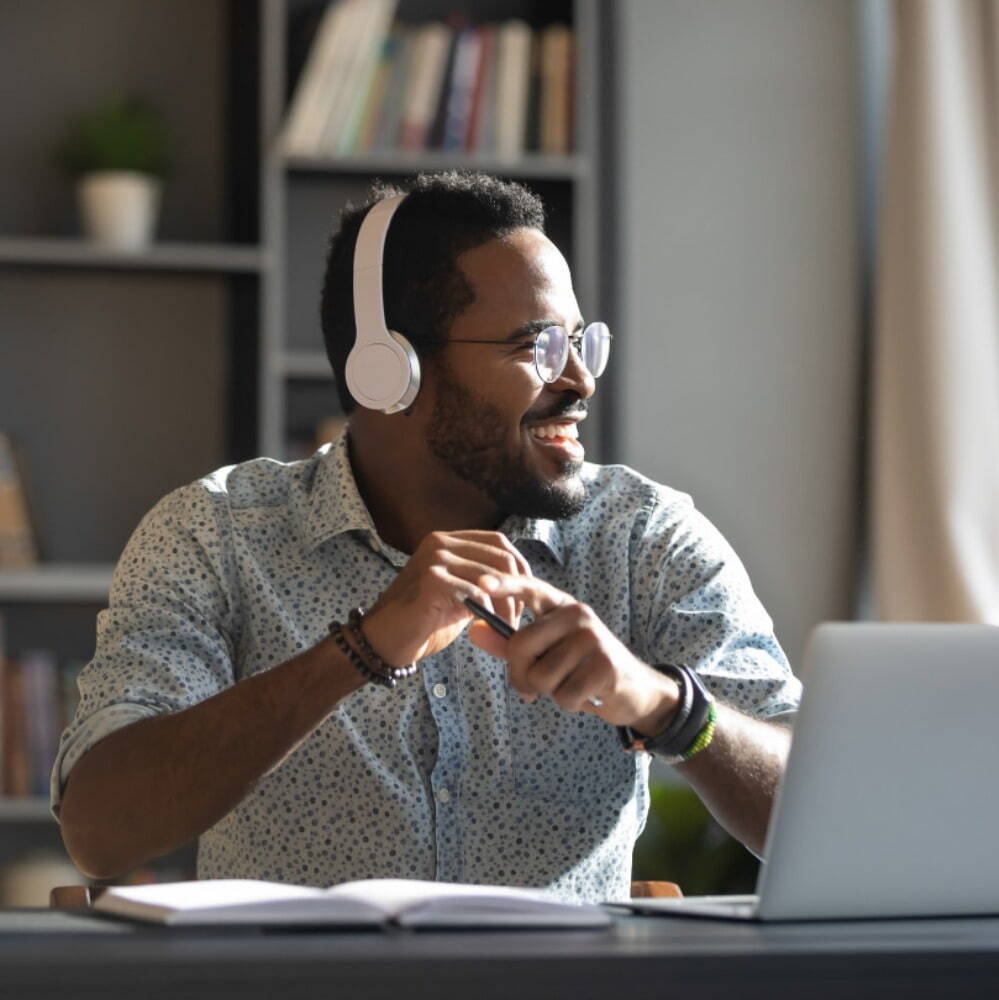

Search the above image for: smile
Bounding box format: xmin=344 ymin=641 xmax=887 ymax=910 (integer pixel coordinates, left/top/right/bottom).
xmin=526 ymin=421 xmax=585 ymax=461
xmin=528 ymin=421 xmax=579 ymax=441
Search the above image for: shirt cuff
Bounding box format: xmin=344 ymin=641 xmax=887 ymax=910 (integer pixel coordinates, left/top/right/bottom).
xmin=49 ymin=703 xmax=161 ymax=818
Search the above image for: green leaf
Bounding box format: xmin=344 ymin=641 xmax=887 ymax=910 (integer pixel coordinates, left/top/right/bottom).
xmin=56 ymin=97 xmax=170 ymax=177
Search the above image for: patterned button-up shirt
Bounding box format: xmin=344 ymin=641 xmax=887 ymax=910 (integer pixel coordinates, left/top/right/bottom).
xmin=52 ymin=431 xmax=801 ymax=903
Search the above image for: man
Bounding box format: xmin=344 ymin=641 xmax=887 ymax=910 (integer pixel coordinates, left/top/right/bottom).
xmin=54 ymin=172 xmax=800 ymax=903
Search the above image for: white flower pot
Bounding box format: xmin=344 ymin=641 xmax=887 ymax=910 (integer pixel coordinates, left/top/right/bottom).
xmin=77 ymin=170 xmax=161 ymax=251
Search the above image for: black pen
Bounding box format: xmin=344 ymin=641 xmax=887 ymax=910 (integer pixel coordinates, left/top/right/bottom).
xmin=462 ymin=596 xmax=603 ymax=707
xmin=463 ymin=596 xmax=515 ymax=638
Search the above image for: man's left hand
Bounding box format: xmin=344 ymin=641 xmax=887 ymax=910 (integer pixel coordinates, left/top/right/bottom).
xmin=466 ymin=574 xmax=680 ymax=736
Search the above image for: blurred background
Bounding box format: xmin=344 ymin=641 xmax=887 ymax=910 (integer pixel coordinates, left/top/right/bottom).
xmin=1 ymin=0 xmax=995 ymax=903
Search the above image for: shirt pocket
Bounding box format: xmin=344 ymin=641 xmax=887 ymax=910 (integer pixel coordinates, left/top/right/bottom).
xmin=506 ymin=690 xmax=640 ymax=805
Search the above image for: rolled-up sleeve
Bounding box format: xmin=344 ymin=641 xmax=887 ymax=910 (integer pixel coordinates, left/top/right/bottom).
xmin=631 ymin=492 xmax=802 ymax=722
xmin=51 ymin=482 xmax=239 ymax=815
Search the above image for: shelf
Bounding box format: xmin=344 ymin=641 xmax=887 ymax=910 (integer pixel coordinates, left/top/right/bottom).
xmin=0 ymin=564 xmax=114 ymax=602
xmin=275 ymin=350 xmax=333 ymax=379
xmin=0 ymin=798 xmax=55 ymax=823
xmin=283 ymin=152 xmax=590 ymax=181
xmin=0 ymin=238 xmax=268 ymax=274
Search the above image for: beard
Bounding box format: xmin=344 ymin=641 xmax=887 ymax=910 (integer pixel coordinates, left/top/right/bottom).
xmin=425 ymin=364 xmax=587 ymax=520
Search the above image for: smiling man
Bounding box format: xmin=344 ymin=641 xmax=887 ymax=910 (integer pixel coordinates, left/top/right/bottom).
xmin=54 ymin=173 xmax=801 ymax=903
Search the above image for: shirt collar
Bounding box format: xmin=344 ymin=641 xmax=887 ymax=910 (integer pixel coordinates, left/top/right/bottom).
xmin=304 ymin=431 xmax=389 ymax=555
xmin=304 ymin=429 xmax=566 ymax=566
xmin=499 ymin=512 xmax=567 ymax=565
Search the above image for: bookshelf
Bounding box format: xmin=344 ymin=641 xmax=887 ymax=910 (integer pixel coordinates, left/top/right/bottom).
xmin=0 ymin=238 xmax=268 ymax=274
xmin=284 ymin=151 xmax=591 ymax=179
xmin=0 ymin=566 xmax=113 ymax=603
xmin=0 ymin=0 xmax=607 ymax=901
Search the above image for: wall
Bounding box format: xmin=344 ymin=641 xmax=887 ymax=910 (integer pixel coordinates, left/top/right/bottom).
xmin=611 ymin=0 xmax=860 ymax=669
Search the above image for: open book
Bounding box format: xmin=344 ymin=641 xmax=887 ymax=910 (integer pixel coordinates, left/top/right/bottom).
xmin=93 ymin=878 xmax=611 ymax=929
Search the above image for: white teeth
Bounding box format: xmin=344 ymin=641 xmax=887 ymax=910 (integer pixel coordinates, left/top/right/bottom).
xmin=529 ymin=422 xmax=578 ymax=440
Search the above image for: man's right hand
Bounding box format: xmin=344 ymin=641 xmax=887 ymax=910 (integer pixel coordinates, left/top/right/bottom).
xmin=361 ymin=530 xmax=531 ymax=666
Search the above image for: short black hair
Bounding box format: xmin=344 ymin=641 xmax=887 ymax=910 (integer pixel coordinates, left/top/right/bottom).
xmin=320 ymin=171 xmax=546 ymax=413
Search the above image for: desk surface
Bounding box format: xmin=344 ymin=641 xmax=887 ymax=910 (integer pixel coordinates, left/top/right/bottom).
xmin=1 ymin=910 xmax=998 ymax=1000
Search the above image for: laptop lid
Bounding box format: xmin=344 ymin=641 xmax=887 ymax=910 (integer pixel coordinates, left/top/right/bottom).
xmin=756 ymin=622 xmax=999 ymax=921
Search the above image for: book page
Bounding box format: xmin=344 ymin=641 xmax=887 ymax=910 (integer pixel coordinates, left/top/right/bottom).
xmin=96 ymin=879 xmax=385 ymax=926
xmin=326 ymin=879 xmax=611 ymax=928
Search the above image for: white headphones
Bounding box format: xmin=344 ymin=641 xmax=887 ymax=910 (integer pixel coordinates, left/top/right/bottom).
xmin=345 ymin=193 xmax=421 ymax=413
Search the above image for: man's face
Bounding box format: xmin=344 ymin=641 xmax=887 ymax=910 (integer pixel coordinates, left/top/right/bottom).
xmin=422 ymin=228 xmax=596 ymax=520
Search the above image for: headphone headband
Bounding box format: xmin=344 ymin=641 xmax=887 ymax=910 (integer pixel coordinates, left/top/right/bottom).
xmin=352 ymin=194 xmax=405 ymax=347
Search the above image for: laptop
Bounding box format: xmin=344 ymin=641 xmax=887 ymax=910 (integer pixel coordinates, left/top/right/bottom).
xmin=625 ymin=622 xmax=999 ymax=921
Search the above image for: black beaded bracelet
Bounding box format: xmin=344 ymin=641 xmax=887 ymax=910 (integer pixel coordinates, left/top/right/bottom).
xmin=346 ymin=607 xmax=417 ymax=684
xmin=329 ymin=622 xmax=395 ymax=689
xmin=328 ymin=608 xmax=418 ymax=690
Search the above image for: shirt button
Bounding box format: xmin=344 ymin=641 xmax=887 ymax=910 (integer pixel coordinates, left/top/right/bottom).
xmin=432 ymin=683 xmax=447 ymax=699
xmin=437 ymin=787 xmax=451 ymax=804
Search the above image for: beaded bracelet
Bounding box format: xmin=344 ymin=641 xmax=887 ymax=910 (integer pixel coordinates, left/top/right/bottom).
xmin=618 ymin=663 xmax=716 ymax=764
xmin=680 ymin=702 xmax=718 ymax=761
xmin=346 ymin=607 xmax=417 ymax=684
xmin=328 ymin=607 xmax=417 ymax=690
xmin=329 ymin=622 xmax=394 ymax=688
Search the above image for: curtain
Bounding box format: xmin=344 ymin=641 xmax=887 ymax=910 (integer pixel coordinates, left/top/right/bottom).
xmin=871 ymin=0 xmax=999 ymax=621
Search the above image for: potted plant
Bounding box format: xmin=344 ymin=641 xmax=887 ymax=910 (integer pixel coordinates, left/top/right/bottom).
xmin=632 ymin=778 xmax=761 ymax=895
xmin=57 ymin=97 xmax=169 ymax=251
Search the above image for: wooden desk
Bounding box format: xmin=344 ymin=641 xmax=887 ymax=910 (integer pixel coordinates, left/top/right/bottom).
xmin=1 ymin=909 xmax=998 ymax=999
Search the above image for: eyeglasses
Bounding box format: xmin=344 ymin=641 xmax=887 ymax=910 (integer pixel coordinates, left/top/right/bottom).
xmin=448 ymin=322 xmax=612 ymax=383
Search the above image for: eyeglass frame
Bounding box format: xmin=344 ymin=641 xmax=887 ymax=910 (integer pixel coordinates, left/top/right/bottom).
xmin=446 ymin=322 xmax=613 ymax=383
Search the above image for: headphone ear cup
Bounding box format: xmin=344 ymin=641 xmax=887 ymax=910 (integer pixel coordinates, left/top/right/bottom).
xmin=385 ymin=330 xmax=421 ymax=412
xmin=344 ymin=329 xmax=420 ymax=413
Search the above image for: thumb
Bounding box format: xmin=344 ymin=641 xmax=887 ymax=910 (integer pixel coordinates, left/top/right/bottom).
xmin=467 ymin=619 xmax=510 ymax=660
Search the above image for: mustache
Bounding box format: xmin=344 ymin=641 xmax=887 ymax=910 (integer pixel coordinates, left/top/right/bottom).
xmin=524 ymin=397 xmax=589 ymax=424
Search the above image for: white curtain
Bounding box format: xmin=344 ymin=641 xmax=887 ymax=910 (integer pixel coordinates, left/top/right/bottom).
xmin=871 ymin=0 xmax=999 ymax=621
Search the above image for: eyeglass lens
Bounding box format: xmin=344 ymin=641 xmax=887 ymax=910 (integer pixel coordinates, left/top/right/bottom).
xmin=535 ymin=323 xmax=611 ymax=383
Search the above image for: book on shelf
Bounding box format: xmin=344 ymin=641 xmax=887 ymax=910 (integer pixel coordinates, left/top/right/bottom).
xmin=427 ymin=20 xmax=462 ymax=151
xmin=93 ymin=877 xmax=612 ymax=928
xmin=524 ymin=27 xmax=543 ymax=155
xmin=370 ymin=27 xmax=415 ymax=152
xmin=540 ymin=24 xmax=573 ymax=156
xmin=494 ymin=19 xmax=533 ymax=159
xmin=0 ymin=431 xmax=38 ymax=568
xmin=1 ymin=649 xmax=81 ymax=798
xmin=354 ymin=30 xmax=399 ymax=153
xmin=325 ymin=0 xmax=399 ymax=155
xmin=281 ymin=0 xmax=351 ymax=154
xmin=466 ymin=24 xmax=498 ymax=154
xmin=281 ymin=2 xmax=575 ymax=160
xmin=399 ymin=22 xmax=453 ymax=152
xmin=441 ymin=26 xmax=484 ymax=152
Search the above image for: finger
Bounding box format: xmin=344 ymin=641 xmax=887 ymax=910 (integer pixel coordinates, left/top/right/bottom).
xmin=467 ymin=619 xmax=509 ymax=659
xmin=501 ymin=595 xmax=519 ymax=629
xmin=522 ymin=630 xmax=596 ymax=699
xmin=504 ymin=605 xmax=587 ymax=698
xmin=551 ymin=654 xmax=612 ymax=713
xmin=507 ymin=603 xmax=599 ymax=667
xmin=434 ymin=544 xmax=532 ymax=595
xmin=480 ymin=573 xmax=572 ymax=617
xmin=428 ymin=532 xmax=534 ymax=580
xmin=425 ymin=558 xmax=527 ymax=632
xmin=433 ymin=551 xmax=516 ymax=604
xmin=424 ymin=564 xmax=500 ymax=616
xmin=452 ymin=531 xmax=534 ymax=577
